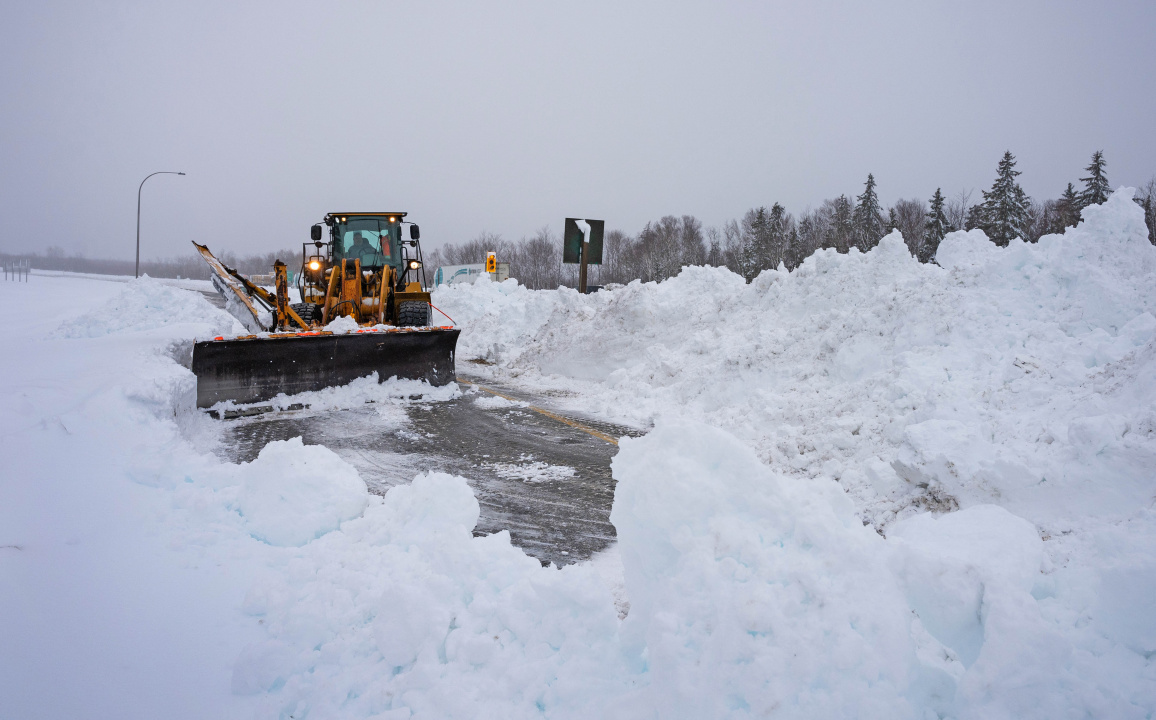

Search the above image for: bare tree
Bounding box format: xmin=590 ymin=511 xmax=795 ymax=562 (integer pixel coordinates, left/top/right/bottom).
xmin=596 ymin=229 xmax=632 ymax=285
xmin=946 ymin=188 xmax=973 ymax=232
xmin=678 ymin=215 xmax=707 ymax=268
xmin=705 ymin=226 xmax=724 ymax=267
xmin=1026 ymin=199 xmax=1060 ymax=242
xmin=513 ymin=226 xmax=565 ymax=289
xmin=1137 ymin=176 xmax=1156 ymax=245
xmin=890 ymin=198 xmax=927 ymax=257
xmin=721 ymin=219 xmax=744 ymax=275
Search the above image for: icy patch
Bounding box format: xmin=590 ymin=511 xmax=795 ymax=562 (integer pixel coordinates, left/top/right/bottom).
xmin=473 ymin=394 xmax=529 ymax=410
xmin=235 ymin=437 xmax=369 ymax=547
xmin=54 ymin=275 xmax=236 ymax=338
xmin=485 ymin=455 xmax=576 ymax=483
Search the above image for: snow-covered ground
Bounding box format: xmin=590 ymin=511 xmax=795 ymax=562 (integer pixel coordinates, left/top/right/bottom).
xmin=2 ymin=189 xmax=1153 ymax=719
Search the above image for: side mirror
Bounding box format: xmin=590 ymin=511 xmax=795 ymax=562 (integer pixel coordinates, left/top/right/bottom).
xmin=310 ymin=224 xmax=323 ymax=242
xmin=409 ymin=225 xmax=420 ymax=241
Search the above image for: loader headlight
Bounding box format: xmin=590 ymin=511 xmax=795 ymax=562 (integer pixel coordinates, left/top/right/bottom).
xmin=408 ymin=260 xmax=422 ymax=270
xmin=309 ymin=261 xmax=320 ymax=270
xmin=390 ymin=216 xmax=397 ymax=223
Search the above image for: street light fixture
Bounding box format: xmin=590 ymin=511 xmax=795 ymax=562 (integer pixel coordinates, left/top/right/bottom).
xmin=136 ymin=171 xmax=186 ymax=278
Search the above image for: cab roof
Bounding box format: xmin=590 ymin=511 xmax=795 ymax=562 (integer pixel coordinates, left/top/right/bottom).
xmin=325 ymin=212 xmax=407 ymax=219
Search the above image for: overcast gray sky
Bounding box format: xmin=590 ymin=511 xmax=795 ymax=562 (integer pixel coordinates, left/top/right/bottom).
xmin=2 ymin=0 xmax=1153 ymax=261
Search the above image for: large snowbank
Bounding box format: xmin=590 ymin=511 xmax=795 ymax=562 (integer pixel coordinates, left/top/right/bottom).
xmin=427 ymin=188 xmax=1156 ymax=716
xmin=55 ymin=274 xmax=237 ymax=339
xmin=436 ymin=189 xmax=1155 ymax=528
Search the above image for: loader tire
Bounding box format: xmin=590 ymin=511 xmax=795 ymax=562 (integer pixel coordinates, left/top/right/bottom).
xmin=289 ymin=302 xmax=322 ymax=329
xmin=397 ymin=301 xmax=430 ymax=327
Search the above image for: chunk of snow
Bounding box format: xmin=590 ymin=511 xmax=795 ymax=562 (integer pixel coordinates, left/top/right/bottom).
xmin=235 ymin=437 xmax=369 ymax=546
xmin=611 ymin=420 xmax=916 ymax=717
xmin=473 ymin=394 xmax=528 ymax=409
xmin=323 ymin=314 xmax=360 ymax=334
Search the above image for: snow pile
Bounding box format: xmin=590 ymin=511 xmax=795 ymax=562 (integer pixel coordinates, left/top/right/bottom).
xmin=888 ymin=506 xmax=1044 ymax=669
xmin=257 ymin=374 xmax=459 ymax=413
xmin=432 ymin=275 xmax=568 ymax=365
xmin=323 ymin=314 xmax=360 ymax=334
xmin=234 ymin=438 xmax=369 ymax=547
xmin=228 ymin=471 xmax=626 ymax=719
xmin=611 ymin=421 xmax=919 ymax=718
xmin=435 ymin=189 xmax=1156 ymax=532
xmin=422 ymin=188 xmax=1156 ymax=717
xmin=211 ymin=417 xmax=1132 ymax=718
xmin=55 ymin=275 xmax=237 ymax=339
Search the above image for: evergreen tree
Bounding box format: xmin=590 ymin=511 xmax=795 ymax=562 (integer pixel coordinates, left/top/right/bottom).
xmin=887 ymin=207 xmax=898 ymax=234
xmin=965 ymin=203 xmax=985 ymax=231
xmin=784 ymin=225 xmax=802 ymax=269
xmin=1078 ymin=150 xmax=1110 ymax=208
xmin=797 ymin=214 xmax=818 ymax=261
xmin=979 ymin=151 xmax=1032 ymax=246
xmin=740 ymin=207 xmax=769 ymax=282
xmin=1054 ymin=182 xmax=1081 ymax=231
xmin=923 ymin=188 xmax=951 ymax=263
xmin=852 ymin=173 xmax=886 ymax=251
xmin=830 ymin=195 xmax=854 ymax=253
xmin=764 ymin=202 xmax=789 ymax=268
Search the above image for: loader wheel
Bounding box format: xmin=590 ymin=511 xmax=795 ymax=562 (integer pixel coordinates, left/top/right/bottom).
xmin=289 ymin=303 xmax=322 ymax=329
xmin=397 ymin=301 xmax=430 ymax=327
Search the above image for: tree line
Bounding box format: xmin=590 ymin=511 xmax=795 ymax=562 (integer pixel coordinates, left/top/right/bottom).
xmin=427 ymin=151 xmax=1156 ymax=289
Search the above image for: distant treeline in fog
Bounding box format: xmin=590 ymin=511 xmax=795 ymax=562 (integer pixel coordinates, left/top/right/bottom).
xmin=0 ymin=247 xmax=302 ymax=281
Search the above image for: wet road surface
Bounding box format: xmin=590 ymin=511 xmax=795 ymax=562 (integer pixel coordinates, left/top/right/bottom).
xmin=215 ymin=376 xmax=644 ymax=567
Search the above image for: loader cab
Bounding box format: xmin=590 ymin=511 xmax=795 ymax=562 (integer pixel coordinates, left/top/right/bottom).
xmin=325 ymin=213 xmax=404 ymax=270
xmin=305 ymin=212 xmax=426 ymax=303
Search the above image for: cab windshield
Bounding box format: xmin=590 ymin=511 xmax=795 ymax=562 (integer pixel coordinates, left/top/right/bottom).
xmin=333 ymin=217 xmax=400 ymax=268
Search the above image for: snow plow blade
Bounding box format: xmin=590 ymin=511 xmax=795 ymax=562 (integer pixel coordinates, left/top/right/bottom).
xmin=192 ymin=327 xmax=460 ymax=408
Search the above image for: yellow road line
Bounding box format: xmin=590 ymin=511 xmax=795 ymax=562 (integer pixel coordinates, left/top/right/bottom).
xmin=459 ymin=378 xmax=619 ymax=446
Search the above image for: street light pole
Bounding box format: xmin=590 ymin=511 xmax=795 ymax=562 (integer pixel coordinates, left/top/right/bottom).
xmin=136 ymin=171 xmax=186 ymax=278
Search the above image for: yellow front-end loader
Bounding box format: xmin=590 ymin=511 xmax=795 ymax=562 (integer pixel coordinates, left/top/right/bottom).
xmin=191 ymin=212 xmax=459 ymax=408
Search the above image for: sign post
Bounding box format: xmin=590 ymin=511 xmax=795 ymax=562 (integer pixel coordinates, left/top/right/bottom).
xmin=563 ymin=218 xmax=604 ymax=294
